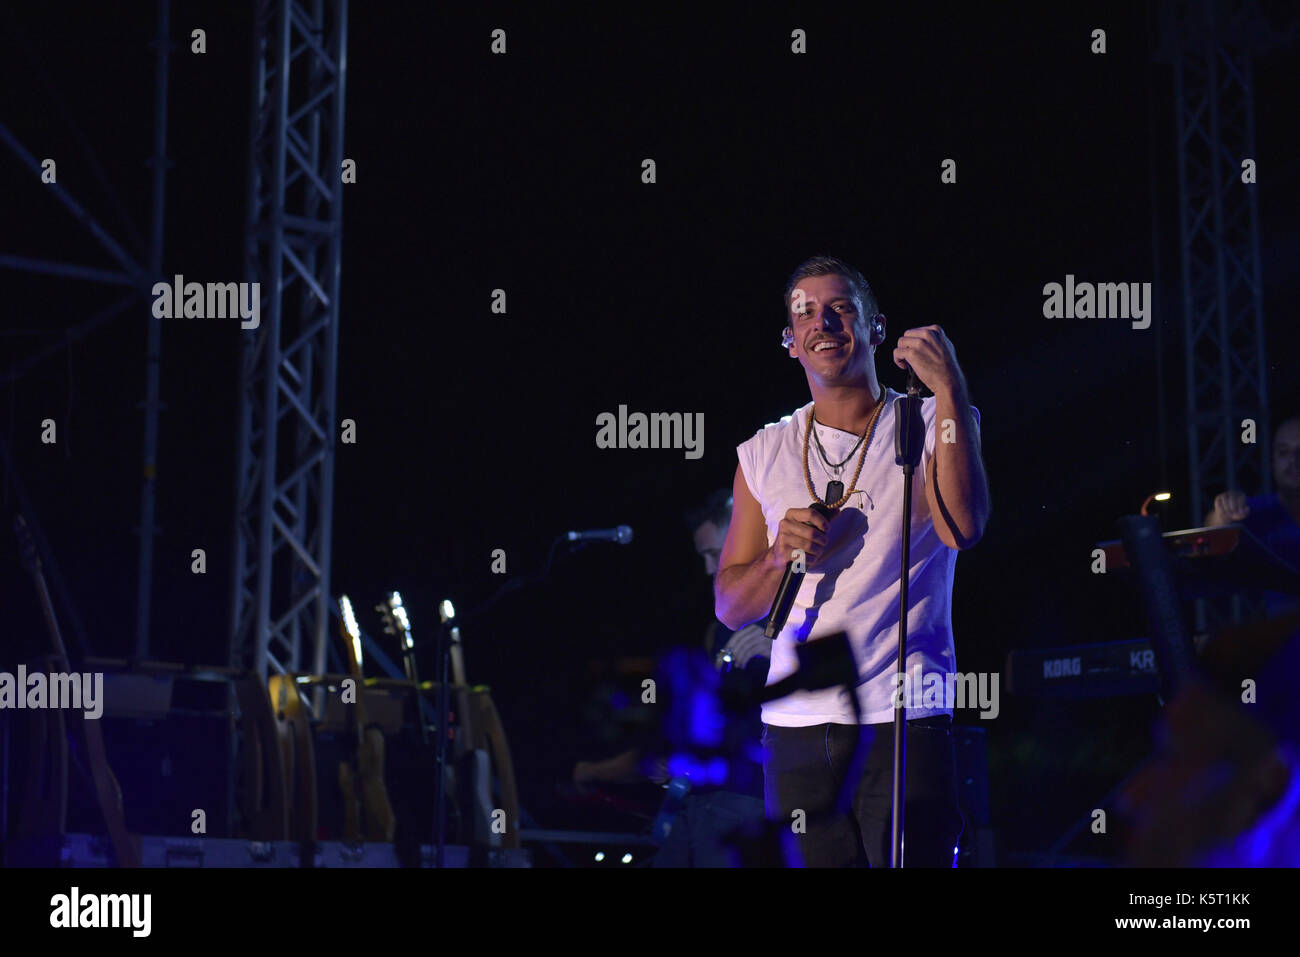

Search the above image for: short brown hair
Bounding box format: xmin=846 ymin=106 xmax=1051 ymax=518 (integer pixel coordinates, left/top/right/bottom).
xmin=782 ymin=254 xmax=878 ymax=319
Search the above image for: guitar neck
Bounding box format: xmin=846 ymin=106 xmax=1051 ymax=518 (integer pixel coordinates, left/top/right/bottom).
xmin=449 ymin=639 xmax=475 ymax=753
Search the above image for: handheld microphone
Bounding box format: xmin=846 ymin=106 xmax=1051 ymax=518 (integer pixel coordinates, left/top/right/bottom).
xmin=764 ymin=484 xmax=840 ymax=639
xmin=565 ymin=525 xmax=633 ymax=544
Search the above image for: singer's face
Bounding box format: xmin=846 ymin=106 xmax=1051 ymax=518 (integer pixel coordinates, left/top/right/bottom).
xmin=786 ymin=274 xmax=872 ymax=383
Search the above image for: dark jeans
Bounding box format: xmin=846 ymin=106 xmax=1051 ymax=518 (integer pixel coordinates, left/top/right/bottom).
xmin=762 ymin=717 xmax=964 ymax=867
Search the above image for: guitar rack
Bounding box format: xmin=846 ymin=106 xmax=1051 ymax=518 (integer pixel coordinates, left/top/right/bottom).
xmin=2 ymin=658 xmax=522 ymax=866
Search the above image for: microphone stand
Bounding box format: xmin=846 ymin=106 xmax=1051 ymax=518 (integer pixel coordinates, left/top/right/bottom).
xmin=434 ymin=615 xmax=450 ymax=868
xmin=890 ymin=367 xmax=926 ymax=868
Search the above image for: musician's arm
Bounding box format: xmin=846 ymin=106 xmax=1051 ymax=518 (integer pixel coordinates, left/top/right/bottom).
xmin=715 ymin=463 xmax=784 ymax=630
xmin=925 ymin=385 xmax=989 ymax=550
xmin=1205 ymin=490 xmax=1250 ymax=527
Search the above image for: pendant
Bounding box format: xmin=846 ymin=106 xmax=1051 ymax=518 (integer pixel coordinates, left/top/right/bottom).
xmin=825 ymin=480 xmax=844 ymax=504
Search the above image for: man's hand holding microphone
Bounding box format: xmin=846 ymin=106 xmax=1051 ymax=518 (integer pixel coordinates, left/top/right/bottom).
xmin=765 ymin=503 xmax=839 ymax=572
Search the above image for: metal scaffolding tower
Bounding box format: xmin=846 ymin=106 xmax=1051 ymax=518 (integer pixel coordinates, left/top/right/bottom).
xmin=1159 ymin=0 xmax=1289 ymax=522
xmin=230 ymin=0 xmax=349 ymax=687
xmin=1157 ymin=0 xmax=1295 ymax=624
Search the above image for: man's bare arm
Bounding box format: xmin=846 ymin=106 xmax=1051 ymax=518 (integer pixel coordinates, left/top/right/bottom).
xmin=893 ymin=325 xmax=989 ymax=551
xmin=925 ymin=384 xmax=990 ymax=550
xmin=714 ymin=464 xmax=784 ymax=630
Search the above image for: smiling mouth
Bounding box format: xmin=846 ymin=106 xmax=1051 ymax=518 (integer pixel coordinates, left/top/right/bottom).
xmin=811 ymin=340 xmax=846 ymax=354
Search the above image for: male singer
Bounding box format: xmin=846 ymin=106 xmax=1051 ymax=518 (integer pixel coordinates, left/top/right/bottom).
xmin=714 ymin=255 xmax=990 ymax=867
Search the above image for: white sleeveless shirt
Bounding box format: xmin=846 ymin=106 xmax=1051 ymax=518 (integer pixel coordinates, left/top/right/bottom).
xmin=736 ymin=389 xmax=980 ymax=726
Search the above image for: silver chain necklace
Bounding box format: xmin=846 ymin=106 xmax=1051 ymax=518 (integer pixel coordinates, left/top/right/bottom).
xmin=811 ymin=419 xmax=867 ymax=478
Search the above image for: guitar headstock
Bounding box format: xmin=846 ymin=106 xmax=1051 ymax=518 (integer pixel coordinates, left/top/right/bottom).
xmin=385 ymin=591 xmax=414 ymax=656
xmin=13 ymin=514 xmax=41 ymax=575
xmin=338 ymin=594 xmax=363 ymax=673
xmin=377 ymin=591 xmax=424 ymax=688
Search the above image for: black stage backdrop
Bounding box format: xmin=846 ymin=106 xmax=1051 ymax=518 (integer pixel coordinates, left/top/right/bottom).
xmin=2 ymin=1 xmax=1298 ymax=860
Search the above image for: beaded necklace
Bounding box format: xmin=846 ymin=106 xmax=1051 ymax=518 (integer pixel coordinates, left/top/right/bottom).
xmin=801 ymin=387 xmax=888 ymax=509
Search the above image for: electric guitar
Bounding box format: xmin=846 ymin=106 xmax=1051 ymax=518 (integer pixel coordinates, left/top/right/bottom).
xmin=338 ymin=595 xmax=396 ymax=841
xmin=377 ymin=592 xmax=430 ymax=745
xmin=386 ymin=594 xmax=512 ymax=850
xmin=429 ymin=599 xmax=519 ymax=851
xmin=268 ymin=670 xmax=317 ymax=845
